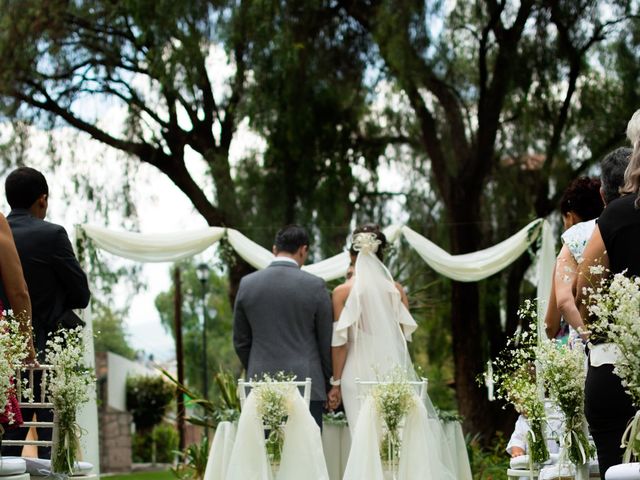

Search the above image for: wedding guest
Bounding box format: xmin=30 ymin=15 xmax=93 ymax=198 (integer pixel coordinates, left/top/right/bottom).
xmin=1 ymin=167 xmax=90 ymax=458
xmin=507 ymin=410 xmax=562 ymax=458
xmin=0 ymin=212 xmax=36 ymax=361
xmin=544 ymin=147 xmax=631 ymax=343
xmin=0 ymin=211 xmax=36 ymax=433
xmin=544 ymin=177 xmax=603 ymax=343
xmin=576 ymin=111 xmax=640 ymax=476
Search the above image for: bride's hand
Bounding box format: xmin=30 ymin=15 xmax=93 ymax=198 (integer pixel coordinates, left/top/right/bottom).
xmin=327 ymin=386 xmax=342 ymax=410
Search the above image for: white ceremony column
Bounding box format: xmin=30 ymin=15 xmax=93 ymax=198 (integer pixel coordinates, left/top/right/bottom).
xmin=535 ymin=220 xmax=557 ymax=342
xmin=74 ymin=227 xmax=101 ymax=473
xmin=78 ymin=302 xmax=101 ymax=472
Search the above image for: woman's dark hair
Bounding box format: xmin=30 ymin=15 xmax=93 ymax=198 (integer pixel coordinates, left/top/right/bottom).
xmin=349 ymin=223 xmax=387 ymax=262
xmin=559 ymin=176 xmax=604 ymax=221
xmin=274 ymin=224 xmax=309 ymax=253
xmin=5 ymin=166 xmax=49 ymax=209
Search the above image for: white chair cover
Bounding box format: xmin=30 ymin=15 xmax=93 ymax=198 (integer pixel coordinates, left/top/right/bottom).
xmin=606 ymin=463 xmax=640 ymax=479
xmin=343 ymin=395 xmax=459 ymax=480
xmin=224 ymin=388 xmax=329 ymax=480
xmin=342 ymin=396 xmax=385 ymax=480
xmin=204 ymin=421 xmax=237 ymax=480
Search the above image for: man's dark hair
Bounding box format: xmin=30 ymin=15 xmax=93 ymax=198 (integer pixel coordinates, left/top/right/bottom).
xmin=274 ymin=225 xmax=309 ymax=253
xmin=5 ymin=167 xmax=49 ymax=209
xmin=601 ymin=147 xmax=632 ymax=204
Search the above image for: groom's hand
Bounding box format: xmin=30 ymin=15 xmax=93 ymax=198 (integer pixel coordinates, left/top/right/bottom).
xmin=327 ymin=386 xmax=342 ymax=410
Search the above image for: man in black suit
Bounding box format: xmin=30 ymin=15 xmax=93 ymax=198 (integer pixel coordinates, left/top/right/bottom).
xmin=1 ymin=166 xmax=90 ymax=457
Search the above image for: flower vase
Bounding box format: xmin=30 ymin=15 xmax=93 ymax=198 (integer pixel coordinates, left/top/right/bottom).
xmin=51 ymin=413 xmax=79 ymax=477
xmin=382 ymin=431 xmax=399 ymax=480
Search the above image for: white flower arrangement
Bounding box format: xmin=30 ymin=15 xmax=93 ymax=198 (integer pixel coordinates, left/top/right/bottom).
xmin=586 ymin=272 xmax=640 ymax=459
xmin=0 ymin=309 xmax=31 ymax=427
xmin=45 ymin=327 xmax=95 ymax=475
xmin=485 ymin=301 xmax=550 ymax=464
xmin=252 ymin=372 xmax=296 ymax=467
xmin=371 ymin=370 xmax=416 ymax=471
xmin=535 ymin=340 xmax=594 ymax=465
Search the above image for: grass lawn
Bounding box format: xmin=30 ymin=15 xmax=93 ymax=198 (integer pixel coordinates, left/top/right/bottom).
xmin=104 ymin=471 xmax=174 ymax=480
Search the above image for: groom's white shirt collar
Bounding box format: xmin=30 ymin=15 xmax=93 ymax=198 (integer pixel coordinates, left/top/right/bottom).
xmin=271 ymin=256 xmax=299 ymax=267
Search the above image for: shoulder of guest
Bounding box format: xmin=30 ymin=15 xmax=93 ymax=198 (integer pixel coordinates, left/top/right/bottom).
xmin=599 ymin=194 xmax=636 ymax=222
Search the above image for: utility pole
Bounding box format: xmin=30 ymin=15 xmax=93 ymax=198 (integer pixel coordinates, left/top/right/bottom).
xmin=174 ymin=265 xmax=186 ymax=450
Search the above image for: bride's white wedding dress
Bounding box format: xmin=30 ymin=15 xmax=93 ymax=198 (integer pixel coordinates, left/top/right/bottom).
xmin=332 ymin=233 xmax=463 ymax=479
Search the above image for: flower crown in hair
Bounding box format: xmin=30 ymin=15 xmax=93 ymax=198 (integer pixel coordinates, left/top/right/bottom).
xmin=352 ymin=232 xmax=382 ymax=254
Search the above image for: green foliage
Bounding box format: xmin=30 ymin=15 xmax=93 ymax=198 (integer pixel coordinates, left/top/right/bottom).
xmin=132 ymin=424 xmax=179 ymax=464
xmin=92 ymin=299 xmax=137 ymax=360
xmin=237 ymin=0 xmax=381 ymax=255
xmin=172 ymin=438 xmax=210 ymax=480
xmin=152 ymin=424 xmax=180 ymax=464
xmin=155 ymin=261 xmax=240 ymax=398
xmin=126 ymin=375 xmax=175 ymax=434
xmin=162 ymin=368 xmax=240 ymax=431
xmin=467 ymin=433 xmax=510 ymax=480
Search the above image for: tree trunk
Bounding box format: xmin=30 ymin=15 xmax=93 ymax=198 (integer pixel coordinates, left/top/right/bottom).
xmin=448 ymin=198 xmax=516 ymax=438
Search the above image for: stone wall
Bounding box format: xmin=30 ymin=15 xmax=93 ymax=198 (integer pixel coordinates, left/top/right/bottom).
xmin=96 ymin=352 xmax=133 ymax=472
xmin=99 ymin=407 xmax=133 ymax=472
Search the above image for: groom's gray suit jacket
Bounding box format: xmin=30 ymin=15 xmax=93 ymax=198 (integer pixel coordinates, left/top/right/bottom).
xmin=233 ymin=260 xmax=333 ymax=401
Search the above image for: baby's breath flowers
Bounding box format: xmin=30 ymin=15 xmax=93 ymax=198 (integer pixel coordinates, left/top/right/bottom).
xmin=0 ymin=309 xmax=31 ymax=426
xmin=482 ymin=301 xmax=549 ymax=464
xmin=45 ymin=327 xmax=95 ymax=475
xmin=371 ymin=369 xmax=416 ymax=470
xmin=535 ymin=340 xmax=594 ymax=465
xmin=252 ymin=372 xmax=296 ymax=467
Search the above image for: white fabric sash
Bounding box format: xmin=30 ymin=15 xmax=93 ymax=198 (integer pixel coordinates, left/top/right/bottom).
xmin=79 ymin=219 xmax=555 ymax=334
xmin=79 ymin=218 xmax=552 ymax=283
xmin=401 ymin=219 xmax=543 ymax=282
xmin=81 ymin=224 xmax=226 ymax=263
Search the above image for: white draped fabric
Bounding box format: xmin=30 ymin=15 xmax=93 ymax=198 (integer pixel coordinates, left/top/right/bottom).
xmin=79 ymin=218 xmax=553 ymax=285
xmin=82 ymin=224 xmax=226 ymax=263
xmin=204 ymin=421 xmax=237 ymax=480
xmin=78 ymin=218 xmax=556 ymax=339
xmin=222 ymin=388 xmax=329 ymax=480
xmin=342 ymin=395 xmax=458 ymax=480
xmin=401 ymin=219 xmax=543 ymax=282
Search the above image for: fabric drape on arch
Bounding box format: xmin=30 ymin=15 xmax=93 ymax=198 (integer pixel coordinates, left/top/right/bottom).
xmin=79 ymin=219 xmax=555 ymax=322
xmin=75 ymin=218 xmax=556 ymax=470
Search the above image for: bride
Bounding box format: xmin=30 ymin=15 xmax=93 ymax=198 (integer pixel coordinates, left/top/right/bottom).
xmin=328 ymin=224 xmax=415 ymax=425
xmin=328 ymin=224 xmax=461 ymax=479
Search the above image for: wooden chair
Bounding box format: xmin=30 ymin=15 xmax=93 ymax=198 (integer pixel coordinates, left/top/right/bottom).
xmin=2 ymin=365 xmax=55 ymax=454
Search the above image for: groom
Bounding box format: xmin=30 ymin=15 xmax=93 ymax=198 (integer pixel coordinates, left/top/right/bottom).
xmin=233 ymin=225 xmax=333 ymax=428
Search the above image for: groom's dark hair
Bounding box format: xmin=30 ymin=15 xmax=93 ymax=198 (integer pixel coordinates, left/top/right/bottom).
xmin=5 ymin=166 xmax=49 ymax=209
xmin=274 ymin=225 xmax=309 ymax=253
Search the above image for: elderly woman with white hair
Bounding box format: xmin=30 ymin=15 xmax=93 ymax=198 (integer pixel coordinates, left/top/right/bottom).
xmin=576 ymin=109 xmax=640 ymax=476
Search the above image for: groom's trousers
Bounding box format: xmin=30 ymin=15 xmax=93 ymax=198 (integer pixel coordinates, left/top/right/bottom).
xmin=310 ymin=401 xmax=324 ymax=431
